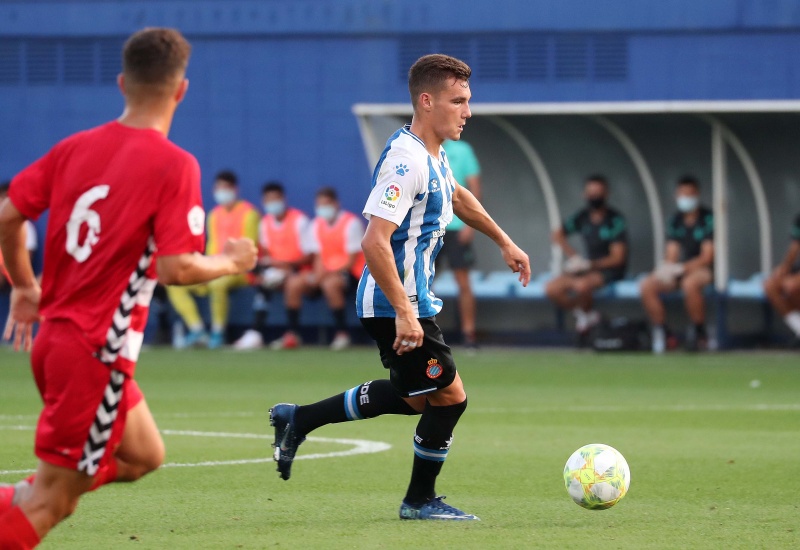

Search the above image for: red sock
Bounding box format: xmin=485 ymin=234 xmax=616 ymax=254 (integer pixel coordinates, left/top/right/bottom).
xmin=0 ymin=506 xmax=41 ymax=549
xmin=89 ymin=459 xmax=118 ymax=491
xmin=0 ymin=485 xmax=14 ymax=514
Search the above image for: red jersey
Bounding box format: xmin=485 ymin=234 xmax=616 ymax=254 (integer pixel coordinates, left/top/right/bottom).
xmin=9 ymin=121 xmax=205 ymax=376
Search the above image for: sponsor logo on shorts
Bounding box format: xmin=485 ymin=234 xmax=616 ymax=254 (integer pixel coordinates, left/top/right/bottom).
xmin=379 ymin=183 xmax=402 ymax=212
xmin=426 ymin=358 xmax=443 ymax=379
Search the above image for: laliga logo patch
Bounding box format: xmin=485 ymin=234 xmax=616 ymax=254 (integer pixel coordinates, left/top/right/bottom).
xmin=378 ymin=183 xmax=402 ymax=212
xmin=426 ymin=358 xmax=443 ymax=379
xmin=187 ymin=205 xmax=205 ymax=236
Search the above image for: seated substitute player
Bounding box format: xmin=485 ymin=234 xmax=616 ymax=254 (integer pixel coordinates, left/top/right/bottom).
xmin=545 ymin=175 xmax=628 ymax=337
xmin=0 ymin=181 xmax=39 ymax=292
xmin=269 ymin=54 xmax=530 ymax=521
xmin=437 ymin=139 xmax=482 ymax=350
xmin=167 ymin=169 xmax=260 ymax=349
xmin=639 ymin=176 xmax=714 ymax=352
xmin=0 ymin=28 xmax=257 ymax=547
xmin=269 ymin=187 xmax=365 ymax=351
xmin=763 ymin=212 xmax=800 ymax=346
xmin=233 ymin=181 xmax=313 ymax=350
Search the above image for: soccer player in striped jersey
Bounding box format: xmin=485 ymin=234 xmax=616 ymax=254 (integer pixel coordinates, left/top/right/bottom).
xmin=0 ymin=28 xmax=257 ymax=547
xmin=270 ymin=54 xmax=530 ymax=521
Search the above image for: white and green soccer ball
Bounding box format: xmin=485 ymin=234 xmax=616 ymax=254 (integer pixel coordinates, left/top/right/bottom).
xmin=563 ymin=443 xmax=630 ymax=510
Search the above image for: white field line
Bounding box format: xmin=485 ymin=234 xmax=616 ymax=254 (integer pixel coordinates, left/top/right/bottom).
xmin=0 ymin=429 xmax=391 ymax=476
xmin=472 ymin=404 xmax=800 ymax=413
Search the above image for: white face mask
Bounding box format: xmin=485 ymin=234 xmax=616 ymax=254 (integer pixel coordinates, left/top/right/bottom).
xmin=315 ymin=205 xmax=337 ymax=222
xmin=676 ymin=196 xmax=699 ymax=213
xmin=214 ymin=188 xmax=237 ymax=206
xmin=263 ymin=200 xmax=286 ymax=217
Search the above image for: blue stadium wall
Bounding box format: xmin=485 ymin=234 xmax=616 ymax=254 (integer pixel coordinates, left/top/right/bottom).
xmin=2 ymin=0 xmax=800 ymax=224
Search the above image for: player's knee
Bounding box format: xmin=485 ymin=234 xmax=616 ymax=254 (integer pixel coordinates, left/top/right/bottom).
xmin=640 ymin=276 xmax=656 ymax=295
xmin=763 ymin=276 xmax=778 ymax=296
xmin=782 ymin=278 xmax=800 ymax=295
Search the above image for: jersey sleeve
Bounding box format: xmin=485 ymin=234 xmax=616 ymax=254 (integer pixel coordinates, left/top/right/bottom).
xmin=701 ymin=211 xmax=714 ymax=241
xmin=345 ymin=216 xmax=365 ymax=254
xmin=259 ymin=218 xmax=269 ymax=250
xmin=608 ymin=213 xmax=628 ymax=244
xmin=666 ymin=213 xmax=681 ymax=241
xmin=8 ymin=147 xmax=58 ymax=221
xmin=562 ymin=210 xmax=584 ymax=235
xmin=362 ymin=154 xmax=425 ymax=226
xmin=297 ymin=214 xmax=315 ymax=254
xmin=152 ymin=154 xmax=205 ymax=256
xmin=243 ymin=205 xmax=260 ymax=244
xmin=792 ymin=214 xmax=800 ymax=241
xmin=305 ymin=220 xmax=321 ymax=254
xmin=460 ymin=142 xmax=481 ymax=179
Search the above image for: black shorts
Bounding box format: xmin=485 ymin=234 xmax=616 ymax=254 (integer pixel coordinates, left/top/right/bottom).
xmin=437 ymin=231 xmax=476 ymax=270
xmin=359 ymin=317 xmax=457 ymax=398
xmin=599 ymin=268 xmax=626 ymax=285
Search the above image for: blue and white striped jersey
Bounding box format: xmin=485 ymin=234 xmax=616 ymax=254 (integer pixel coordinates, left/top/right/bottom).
xmin=356 ymin=124 xmax=456 ymax=319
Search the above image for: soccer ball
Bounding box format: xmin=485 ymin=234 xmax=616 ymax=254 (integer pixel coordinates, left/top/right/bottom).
xmin=563 ymin=443 xmax=630 ymax=510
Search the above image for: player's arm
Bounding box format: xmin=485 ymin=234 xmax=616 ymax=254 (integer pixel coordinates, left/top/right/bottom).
xmin=451 ymin=184 xmax=530 ymax=285
xmin=361 ymin=216 xmax=423 ymax=354
xmin=156 ymin=239 xmax=257 ymax=286
xmin=664 ymin=241 xmax=681 ymax=264
xmin=0 ymin=199 xmax=41 ymax=351
xmin=590 ymin=242 xmax=627 ymax=271
xmin=683 ymin=240 xmax=714 ymax=273
xmin=775 ymin=240 xmax=800 ymax=277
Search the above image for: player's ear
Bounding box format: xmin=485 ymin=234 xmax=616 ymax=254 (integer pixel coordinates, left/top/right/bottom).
xmin=419 ymin=92 xmax=433 ymax=112
xmin=174 ymin=78 xmax=189 ymax=104
xmin=117 ymin=73 xmax=126 ymax=96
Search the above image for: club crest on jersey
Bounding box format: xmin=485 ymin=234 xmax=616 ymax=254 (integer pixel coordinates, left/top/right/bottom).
xmin=426 ymin=358 xmax=443 ymax=379
xmin=395 ymin=164 xmax=409 ymax=176
xmin=379 ymin=183 xmax=402 ymax=212
xmin=429 ymin=179 xmax=440 ymax=192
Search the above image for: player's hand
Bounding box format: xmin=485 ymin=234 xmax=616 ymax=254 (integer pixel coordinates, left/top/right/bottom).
xmin=223 ymin=238 xmax=258 ymax=274
xmin=564 ymin=255 xmax=592 ymax=275
xmin=3 ymin=284 xmax=42 ymax=352
xmin=458 ymin=226 xmax=475 ymax=245
xmin=501 ymin=242 xmax=531 ymax=287
xmin=393 ymin=315 xmax=424 ymax=356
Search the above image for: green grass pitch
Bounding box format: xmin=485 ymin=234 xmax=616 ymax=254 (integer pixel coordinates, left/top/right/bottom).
xmin=1 ymin=346 xmax=798 ymax=548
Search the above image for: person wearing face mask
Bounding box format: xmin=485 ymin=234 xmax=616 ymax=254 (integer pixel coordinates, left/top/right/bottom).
xmin=546 ymin=175 xmax=629 ymax=341
xmin=639 ymin=176 xmax=714 ymax=353
xmin=763 ymin=212 xmax=800 ymax=347
xmin=233 ymin=181 xmax=313 ymax=350
xmin=270 ymin=186 xmax=365 ymax=351
xmin=167 ymin=169 xmax=260 ymax=349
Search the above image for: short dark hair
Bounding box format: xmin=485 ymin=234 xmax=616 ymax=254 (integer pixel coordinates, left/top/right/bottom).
xmin=0 ymin=180 xmax=10 ymax=195
xmin=122 ymin=28 xmax=191 ymax=93
xmin=214 ymin=170 xmax=238 ymax=187
xmin=585 ymin=174 xmax=609 ymax=188
xmin=677 ymin=175 xmax=700 ymax=190
xmin=262 ymin=181 xmax=285 ymax=196
xmin=316 ymin=187 xmax=338 ymax=202
xmin=408 ymin=54 xmax=472 ymax=109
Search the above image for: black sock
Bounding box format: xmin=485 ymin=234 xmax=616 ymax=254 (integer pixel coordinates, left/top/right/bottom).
xmin=332 ymin=308 xmax=346 ymax=332
xmin=287 ymin=308 xmax=300 ymax=333
xmin=293 ymin=380 xmax=418 ymax=436
xmin=694 ymin=323 xmax=707 ymax=338
xmin=405 ymin=399 xmax=468 ymax=505
xmin=253 ymin=290 xmax=269 ymax=332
